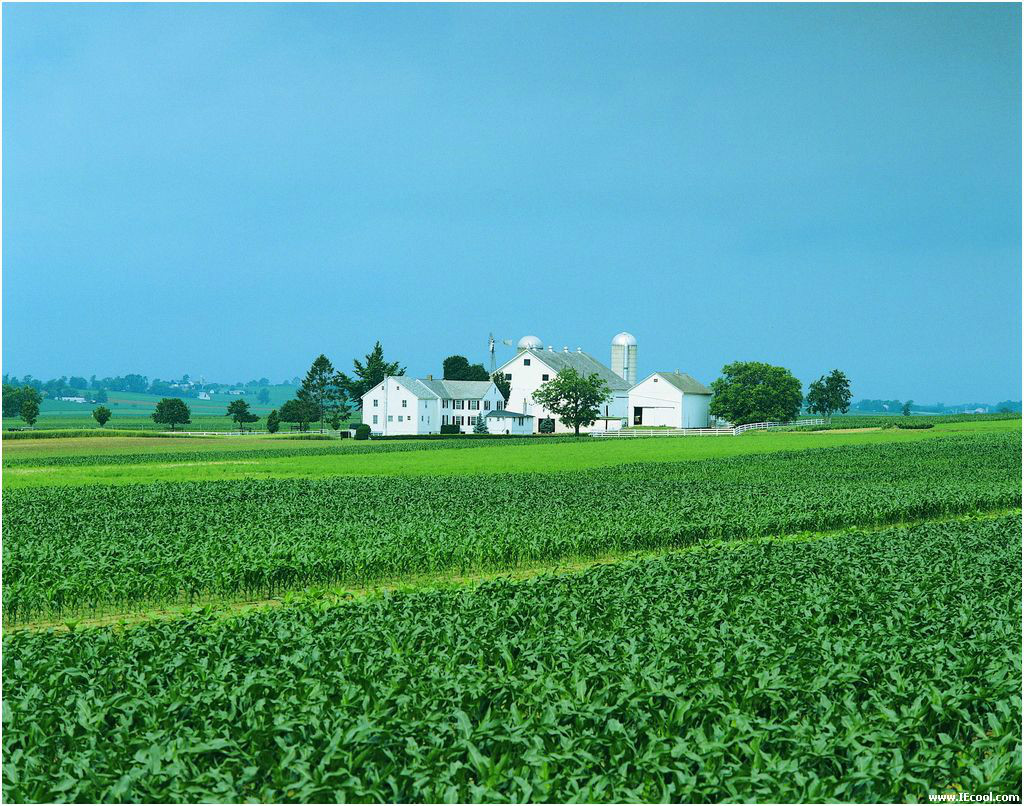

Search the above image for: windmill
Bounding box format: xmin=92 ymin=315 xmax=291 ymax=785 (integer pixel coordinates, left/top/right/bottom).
xmin=488 ymin=333 xmax=518 ymax=373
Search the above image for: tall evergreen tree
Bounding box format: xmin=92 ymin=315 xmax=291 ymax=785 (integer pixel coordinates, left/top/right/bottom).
xmin=297 ymin=354 xmax=349 ymax=431
xmin=337 ymin=342 xmax=406 ymax=409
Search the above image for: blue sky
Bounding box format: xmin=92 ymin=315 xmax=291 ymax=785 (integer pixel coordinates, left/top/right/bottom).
xmin=4 ymin=3 xmax=1020 ymax=401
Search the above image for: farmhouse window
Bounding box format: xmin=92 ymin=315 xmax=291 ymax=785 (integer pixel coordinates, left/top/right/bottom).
xmin=523 ymin=359 xmax=531 ymax=366
xmin=442 ymin=415 xmax=448 ymax=425
xmin=542 ymin=374 xmax=549 ymax=381
xmin=442 ymin=399 xmax=448 ymax=408
xmin=469 ymin=400 xmax=479 ymax=410
xmin=455 ymin=400 xmax=465 ymax=410
xmin=484 ymin=400 xmax=490 ymax=410
xmin=373 ymin=399 xmax=378 ymax=407
xmin=504 ymin=373 xmax=512 ymax=381
xmin=398 ymin=416 xmax=403 ymax=422
xmin=372 ymin=415 xmax=378 ymax=424
xmin=388 ymin=415 xmax=393 ymax=422
xmin=402 ymin=400 xmax=407 ymax=408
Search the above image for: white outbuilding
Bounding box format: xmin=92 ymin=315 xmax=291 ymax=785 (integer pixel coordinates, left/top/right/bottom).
xmin=483 ymin=409 xmax=534 ymax=434
xmin=627 ymin=372 xmax=712 ymax=428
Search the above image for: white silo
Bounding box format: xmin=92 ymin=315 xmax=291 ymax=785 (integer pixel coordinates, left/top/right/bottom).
xmin=517 ymin=335 xmax=543 ymax=350
xmin=611 ymin=332 xmax=638 ymax=385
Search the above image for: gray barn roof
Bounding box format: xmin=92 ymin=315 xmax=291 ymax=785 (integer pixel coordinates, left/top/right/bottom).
xmin=484 ymin=409 xmax=534 ymax=419
xmin=647 ymin=372 xmax=712 ymax=395
xmin=505 ymin=349 xmax=630 ymax=392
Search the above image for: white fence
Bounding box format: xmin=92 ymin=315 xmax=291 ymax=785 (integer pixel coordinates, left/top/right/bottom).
xmin=590 ymin=418 xmax=824 ymax=438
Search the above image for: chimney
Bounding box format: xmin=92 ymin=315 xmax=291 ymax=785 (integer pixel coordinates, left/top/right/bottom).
xmin=562 ymin=346 xmax=569 ymax=353
xmin=576 ymin=347 xmax=582 ymax=352
xmin=548 ymin=345 xmax=554 ymax=352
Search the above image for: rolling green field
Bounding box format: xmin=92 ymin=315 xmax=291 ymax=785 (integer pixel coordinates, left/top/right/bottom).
xmin=3 ymin=417 xmax=1018 ymax=488
xmin=2 ymin=415 xmax=1021 ymax=801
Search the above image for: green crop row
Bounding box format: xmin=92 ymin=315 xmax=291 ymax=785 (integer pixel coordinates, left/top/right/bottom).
xmin=3 ymin=433 xmax=1019 ymax=623
xmin=4 ymin=514 xmax=1020 ymax=803
xmin=2 ymin=435 xmax=582 ymax=468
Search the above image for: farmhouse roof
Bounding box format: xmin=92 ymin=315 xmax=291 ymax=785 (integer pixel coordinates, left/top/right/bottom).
xmin=484 ymin=409 xmax=534 ymax=419
xmin=644 ymin=372 xmax=712 ymax=395
xmin=503 ymin=349 xmax=630 ymax=392
xmin=384 ymin=377 xmax=496 ymax=400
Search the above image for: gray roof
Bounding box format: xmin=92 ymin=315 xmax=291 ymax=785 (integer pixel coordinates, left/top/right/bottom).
xmin=392 ymin=377 xmax=496 ymax=400
xmin=484 ymin=409 xmax=534 ymax=419
xmin=647 ymin=372 xmax=712 ymax=395
xmin=505 ymin=349 xmax=630 ymax=392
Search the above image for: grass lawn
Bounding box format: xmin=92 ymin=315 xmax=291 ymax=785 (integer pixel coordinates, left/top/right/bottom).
xmin=4 ymin=417 xmax=1018 ymax=489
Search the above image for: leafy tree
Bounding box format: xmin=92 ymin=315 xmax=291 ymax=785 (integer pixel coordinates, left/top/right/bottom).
xmin=279 ymin=398 xmax=319 ymax=432
xmin=328 ymin=413 xmax=343 ymax=431
xmin=69 ymin=376 xmax=88 ymax=390
xmin=94 ymin=389 xmax=108 ymax=403
xmin=473 ymin=414 xmax=489 ymax=434
xmin=709 ymin=361 xmax=803 ymax=426
xmin=902 ymin=400 xmax=913 ymax=417
xmin=806 ymin=369 xmax=852 ymax=422
xmin=297 ymin=354 xmax=350 ymax=431
xmin=266 ymin=409 xmax=281 ymax=434
xmin=151 ymin=398 xmax=191 ymax=431
xmin=92 ymin=406 xmax=112 ymax=427
xmin=532 ymin=367 xmax=611 ymax=436
xmin=257 ymin=387 xmax=271 ymax=405
xmin=338 ymin=342 xmax=406 ymax=408
xmin=2 ymin=385 xmax=41 ymax=418
xmin=20 ymin=399 xmax=39 ymax=427
xmin=491 ymin=372 xmax=511 ymax=403
xmin=226 ymin=399 xmax=260 ymax=431
xmin=443 ymin=355 xmax=489 ymax=381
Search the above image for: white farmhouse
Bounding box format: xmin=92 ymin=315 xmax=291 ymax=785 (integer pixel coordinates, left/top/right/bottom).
xmin=197 ymin=391 xmax=212 ymax=400
xmin=494 ymin=335 xmax=633 ymax=433
xmin=362 ymin=376 xmax=507 ymax=436
xmin=627 ymin=372 xmax=712 ymax=428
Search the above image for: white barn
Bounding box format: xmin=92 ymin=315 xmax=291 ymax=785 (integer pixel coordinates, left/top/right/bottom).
xmin=495 ymin=338 xmax=631 ymax=434
xmin=362 ymin=376 xmax=506 ymax=436
xmin=628 ymin=372 xmax=712 ymax=428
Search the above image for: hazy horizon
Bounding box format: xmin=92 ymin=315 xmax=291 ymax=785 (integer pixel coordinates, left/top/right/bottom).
xmin=4 ymin=3 xmax=1021 ymax=401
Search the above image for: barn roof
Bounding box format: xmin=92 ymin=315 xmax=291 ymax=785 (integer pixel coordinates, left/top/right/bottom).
xmin=417 ymin=379 xmax=495 ymax=399
xmin=503 ymin=349 xmax=630 ymax=392
xmin=645 ymin=372 xmax=712 ymax=395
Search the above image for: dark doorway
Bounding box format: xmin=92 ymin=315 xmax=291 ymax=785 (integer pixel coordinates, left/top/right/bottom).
xmin=633 ymin=407 xmax=643 ymax=425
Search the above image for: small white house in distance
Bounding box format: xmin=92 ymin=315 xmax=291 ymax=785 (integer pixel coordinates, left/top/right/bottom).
xmin=197 ymin=391 xmax=212 ymax=400
xmin=628 ymin=372 xmax=713 ymax=428
xmin=484 ymin=409 xmax=534 ymax=434
xmin=362 ymin=376 xmax=505 ymax=436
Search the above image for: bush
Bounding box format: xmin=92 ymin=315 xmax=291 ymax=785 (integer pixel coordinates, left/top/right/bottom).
xmin=895 ymin=422 xmax=934 ymax=429
xmin=538 ymin=418 xmax=555 ymax=434
xmin=354 ymin=424 xmax=371 ymax=441
xmin=439 ymin=424 xmax=461 ymax=435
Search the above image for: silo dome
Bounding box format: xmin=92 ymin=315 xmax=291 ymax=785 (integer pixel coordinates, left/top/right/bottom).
xmin=611 ymin=331 xmax=637 ymax=346
xmin=517 ymin=335 xmax=543 ymax=350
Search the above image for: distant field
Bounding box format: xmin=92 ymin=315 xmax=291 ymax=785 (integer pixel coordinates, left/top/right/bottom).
xmin=3 ymin=417 xmax=1019 ymax=488
xmin=2 ymin=386 xmax=363 ymax=432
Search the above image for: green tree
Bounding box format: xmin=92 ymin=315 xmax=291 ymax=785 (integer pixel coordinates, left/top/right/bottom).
xmin=257 ymin=387 xmax=271 ymax=405
xmin=297 ymin=354 xmax=350 ymax=431
xmin=279 ymin=398 xmax=319 ymax=432
xmin=226 ymin=399 xmax=260 ymax=431
xmin=94 ymin=389 xmax=108 ymax=403
xmin=92 ymin=405 xmax=112 ymax=427
xmin=2 ymin=385 xmax=42 ymax=418
xmin=708 ymin=361 xmax=803 ymax=426
xmin=266 ymin=409 xmax=281 ymax=434
xmin=902 ymin=400 xmax=913 ymax=417
xmin=531 ymin=367 xmax=611 ymax=436
xmin=151 ymin=398 xmax=191 ymax=431
xmin=491 ymin=372 xmax=511 ymax=403
xmin=20 ymin=399 xmax=39 ymax=427
xmin=806 ymin=369 xmax=852 ymax=422
xmin=473 ymin=414 xmax=489 ymax=434
xmin=337 ymin=342 xmax=406 ymax=408
xmin=443 ymin=355 xmax=489 ymax=381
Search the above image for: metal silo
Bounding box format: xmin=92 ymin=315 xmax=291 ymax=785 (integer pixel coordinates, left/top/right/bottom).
xmin=611 ymin=332 xmax=637 ymax=385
